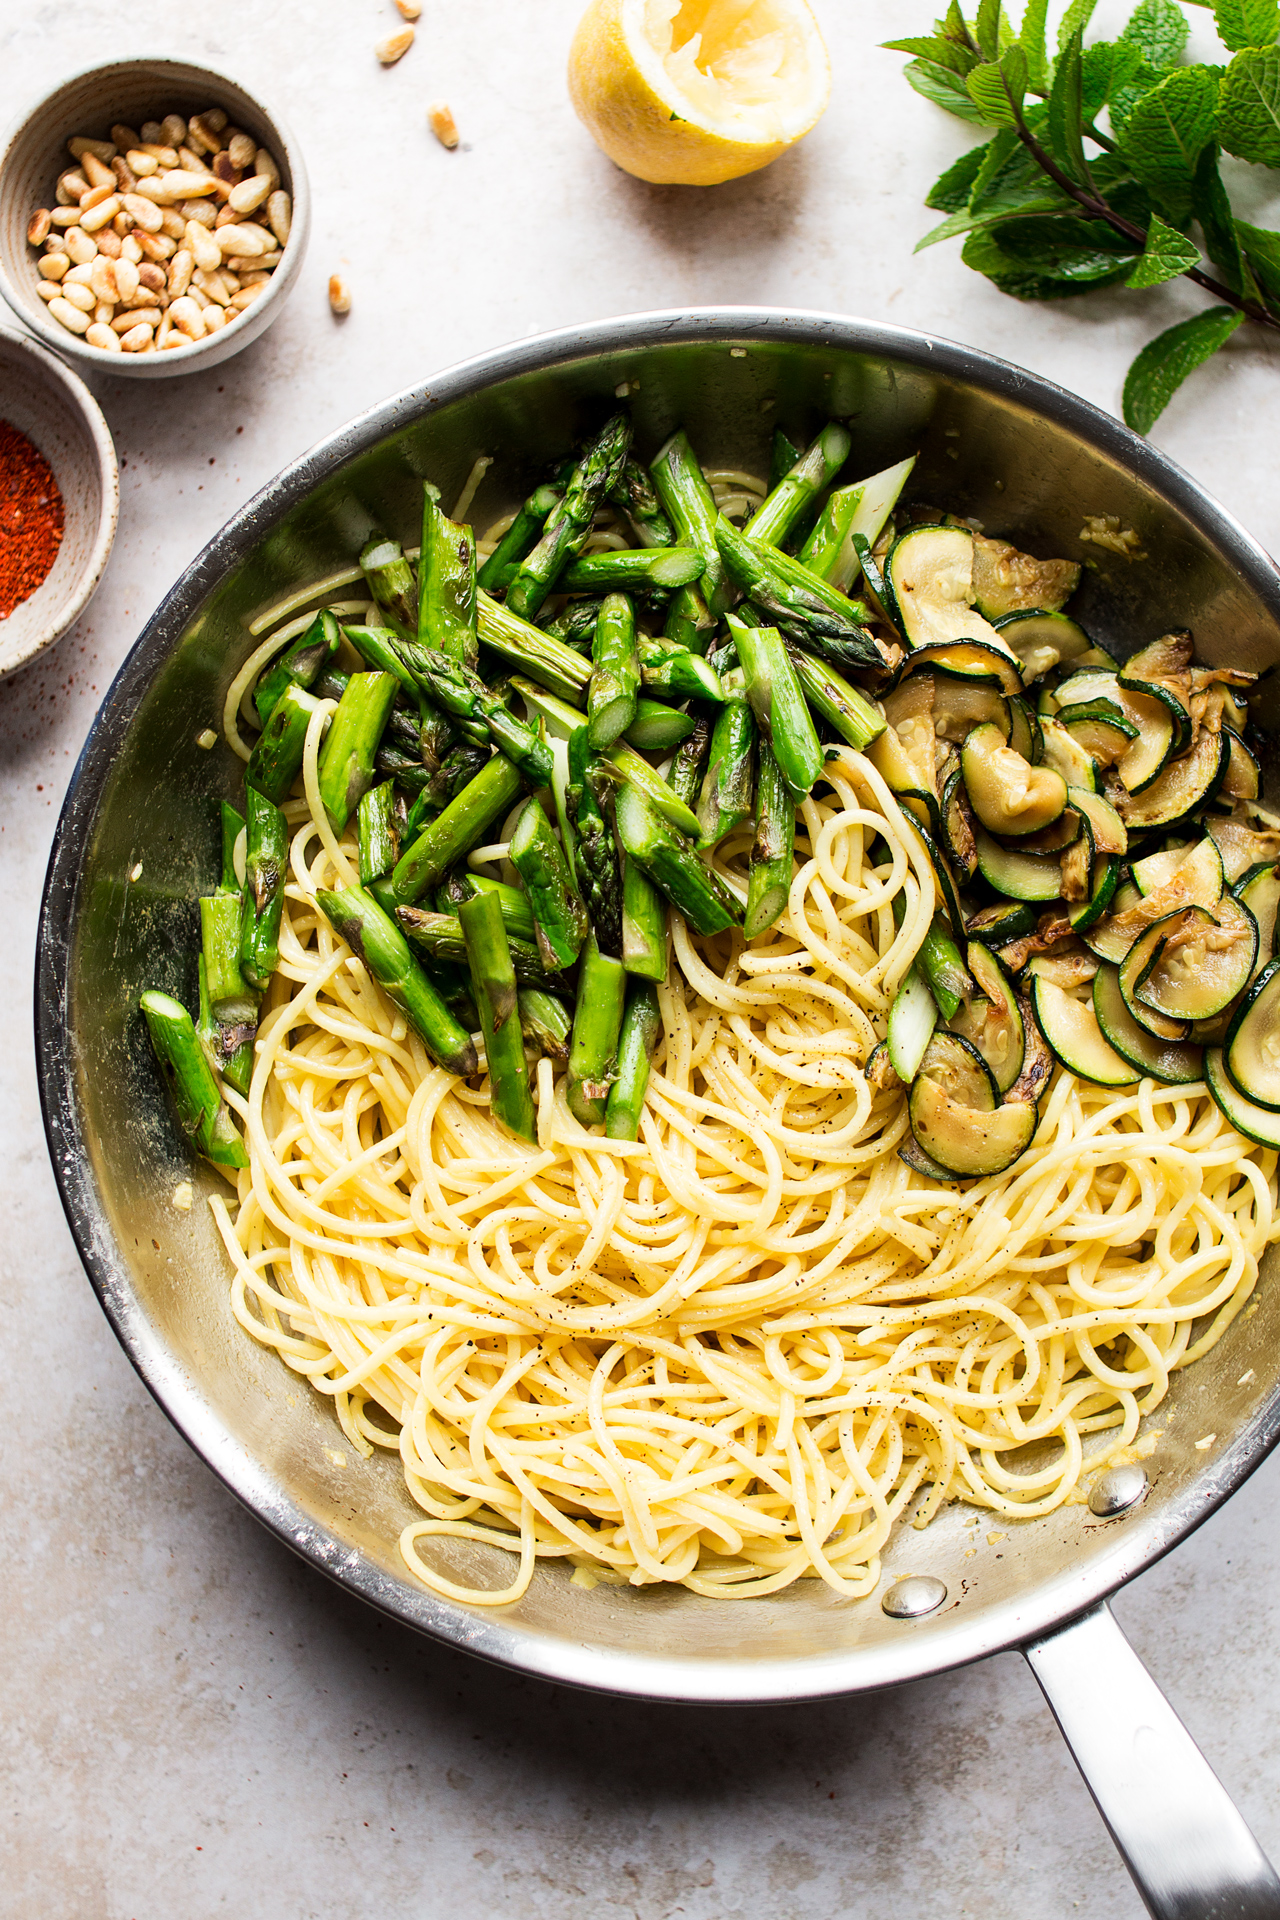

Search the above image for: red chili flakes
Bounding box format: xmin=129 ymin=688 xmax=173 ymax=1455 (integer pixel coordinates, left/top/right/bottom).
xmin=0 ymin=420 xmax=65 ymax=621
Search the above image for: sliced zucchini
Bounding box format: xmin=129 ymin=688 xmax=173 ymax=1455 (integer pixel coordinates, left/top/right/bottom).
xmin=1220 ymin=729 xmax=1262 ymax=804
xmin=1057 ymin=698 xmax=1138 ymax=767
xmin=1061 ymin=834 xmax=1092 ymax=903
xmin=1205 ymin=1046 xmax=1280 ymax=1147
xmin=1123 ymin=631 xmax=1194 ymax=683
xmin=887 ymin=965 xmax=937 ymax=1083
xmin=1031 ymin=975 xmax=1138 ymax=1087
xmin=967 ymin=900 xmax=1037 ymax=947
xmin=1093 ymin=965 xmax=1203 ymax=1084
xmin=1054 ymin=670 xmax=1174 ymax=793
xmin=994 ymin=608 xmax=1092 ymax=681
xmin=1009 ymin=991 xmax=1054 ymax=1104
xmin=949 ymin=941 xmax=1026 ymax=1093
xmin=1054 ymin=668 xmax=1118 ymax=710
xmin=1024 ymin=950 xmax=1099 ymax=990
xmin=962 ymin=723 xmax=1068 ymax=837
xmin=974 ymin=826 xmax=1063 ymax=902
xmin=871 ymin=679 xmax=941 ymax=836
xmin=1070 ymin=852 xmax=1119 ymax=932
xmin=928 ymin=678 xmax=1012 ymax=743
xmin=1070 ymin=788 xmax=1128 ymax=857
xmin=1082 ymin=836 xmax=1225 ymax=965
xmin=1017 ymin=807 xmax=1084 ymax=854
xmin=885 ymin=526 xmax=1018 ymax=661
xmin=1235 ymin=861 xmax=1280 ymax=974
xmin=909 ymin=817 xmax=967 ymax=933
xmin=898 ymin=1133 xmax=964 ymax=1185
xmin=973 ymin=539 xmax=1080 ymax=620
xmin=909 ymin=1080 xmax=1038 ymax=1178
xmin=915 ymin=1031 xmax=998 ymax=1108
xmin=941 ymin=761 xmax=978 ymax=880
xmin=1223 ymin=957 xmax=1280 ymax=1110
xmin=1118 ymin=914 xmax=1193 ymax=1042
xmin=1116 ymin=729 xmax=1227 ymax=831
xmin=896 ymin=639 xmax=1024 ymax=697
xmin=1119 ymin=669 xmax=1192 ymax=759
xmin=1205 ymin=815 xmax=1280 ymax=884
xmin=1131 ymin=844 xmax=1193 ymax=896
xmin=864 ymin=1040 xmax=902 ymax=1094
xmin=1132 ymin=894 xmax=1257 ymax=1023
xmin=1007 ymin=695 xmax=1042 ymax=765
xmin=1039 ymin=716 xmax=1099 ymax=794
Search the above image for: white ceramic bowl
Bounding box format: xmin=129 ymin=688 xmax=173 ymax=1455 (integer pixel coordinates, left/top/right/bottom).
xmin=0 ymin=57 xmax=310 ymax=378
xmin=0 ymin=322 xmax=117 ymax=677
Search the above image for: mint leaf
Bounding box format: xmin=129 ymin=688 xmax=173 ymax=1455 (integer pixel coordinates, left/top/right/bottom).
xmin=905 ymin=58 xmax=993 ymax=123
xmin=916 ymin=192 xmax=1064 ymax=249
xmin=1125 ymin=210 xmax=1202 ymax=282
xmin=1236 ymin=217 xmax=1280 ymax=298
xmin=1118 ymin=65 xmax=1218 ymax=214
xmin=883 ymin=34 xmax=978 ymax=76
xmin=976 ymin=0 xmax=1005 ymax=59
xmin=962 ymin=225 xmax=1131 ymax=296
xmin=1219 ymin=45 xmax=1280 ymax=162
xmin=925 ymin=142 xmax=993 ymax=211
xmin=966 ymin=47 xmax=1029 ymax=123
xmin=1020 ymin=0 xmax=1051 ymax=91
xmin=1049 ymin=29 xmax=1091 ymax=180
xmin=1193 ymin=142 xmax=1258 ymax=292
xmin=1082 ymin=39 xmax=1146 ymax=114
xmin=1121 ymin=0 xmax=1190 ymax=70
xmin=1214 ymin=0 xmax=1280 ymax=49
xmin=1058 ymin=0 xmax=1099 ymax=56
xmin=1122 ymin=306 xmax=1244 ymax=431
xmin=991 ymin=215 xmax=1139 ymax=277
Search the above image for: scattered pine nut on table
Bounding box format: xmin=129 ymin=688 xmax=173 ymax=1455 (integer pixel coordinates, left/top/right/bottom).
xmin=428 ymin=101 xmax=459 ymax=148
xmin=328 ymin=273 xmax=351 ymax=315
xmin=27 ymin=108 xmax=292 ymax=354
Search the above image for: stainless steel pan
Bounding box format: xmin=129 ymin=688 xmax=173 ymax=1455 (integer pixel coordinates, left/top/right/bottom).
xmin=36 ymin=309 xmax=1280 ymax=1919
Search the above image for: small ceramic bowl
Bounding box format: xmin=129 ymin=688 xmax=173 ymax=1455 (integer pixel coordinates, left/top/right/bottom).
xmin=0 ymin=322 xmax=118 ymax=677
xmin=0 ymin=57 xmax=310 ymax=378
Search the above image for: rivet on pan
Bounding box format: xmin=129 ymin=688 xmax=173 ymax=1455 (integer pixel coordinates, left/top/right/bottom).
xmin=1088 ymin=1464 xmax=1147 ymax=1517
xmin=882 ymin=1575 xmax=947 ymax=1619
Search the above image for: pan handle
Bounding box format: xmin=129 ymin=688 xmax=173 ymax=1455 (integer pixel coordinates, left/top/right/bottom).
xmin=1025 ymin=1603 xmax=1280 ymax=1919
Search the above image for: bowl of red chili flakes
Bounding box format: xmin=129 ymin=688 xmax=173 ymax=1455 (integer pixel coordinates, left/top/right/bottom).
xmin=0 ymin=321 xmax=117 ymax=676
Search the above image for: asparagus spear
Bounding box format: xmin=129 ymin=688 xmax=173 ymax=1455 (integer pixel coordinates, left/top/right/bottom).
xmin=374 ymin=745 xmax=430 ymax=791
xmin=477 ymin=481 xmax=562 ymax=591
xmin=919 ymin=913 xmax=973 ymax=1022
xmin=201 ymin=890 xmax=256 ymax=1025
xmin=714 ymin=518 xmax=884 ymax=670
xmin=669 ymin=716 xmax=712 ymax=809
xmin=246 ymin=682 xmax=325 ymax=803
xmin=696 ymin=696 xmax=756 ymax=849
xmin=638 ymin=634 xmax=725 ymax=705
xmin=313 ymin=664 xmax=351 ymax=704
xmin=459 ymin=889 xmax=536 ymax=1143
xmin=254 ymin=609 xmax=341 ymax=726
xmin=512 ymin=676 xmax=703 ymax=840
xmin=561 ymin=548 xmax=705 ymax=594
xmin=316 ymin=886 xmax=478 ymax=1075
xmin=768 ymin=427 xmax=802 ymax=491
xmin=621 ymin=857 xmax=667 ymax=980
xmin=649 ymin=431 xmax=729 ymax=615
xmin=344 ymin=625 xmax=458 ymax=769
xmin=588 ymin=591 xmax=641 ymax=750
xmin=240 ymin=785 xmax=289 ymax=986
xmin=419 ymin=488 xmax=478 ymax=668
xmin=317 ymin=670 xmax=399 ymax=830
xmin=788 ymin=646 xmax=885 ymax=751
xmin=567 ymin=932 xmax=627 ymax=1126
xmin=360 ymin=533 xmax=417 ymax=637
xmin=540 ymin=597 xmax=603 ymax=652
xmin=421 ymin=740 xmax=491 ymax=810
xmin=407 ymin=651 xmax=553 ymax=786
xmin=566 ymin=725 xmax=624 ymax=958
xmin=505 ymin=414 xmax=632 ymax=620
xmin=800 ymin=456 xmax=917 ymax=591
xmin=744 ymin=422 xmax=851 ymax=549
xmin=604 ymin=981 xmax=662 ymax=1141
xmin=745 ymin=743 xmax=795 ymax=938
xmin=438 ymin=870 xmax=538 ymax=943
xmin=518 ymin=988 xmax=573 ymax=1061
xmin=626 ymin=700 xmax=697 ymax=753
xmin=611 ymin=458 xmax=674 ymax=548
xmin=663 ymin=583 xmax=717 ymax=657
xmin=140 ymin=990 xmax=248 ymax=1169
xmin=508 ymin=796 xmax=589 ymax=968
xmin=396 ymin=907 xmax=561 ymax=988
xmin=358 ymin=780 xmax=400 ymax=886
xmin=477 ymin=589 xmax=593 ymax=702
xmin=614 ymin=784 xmax=744 ymax=936
xmin=392 ymin=751 xmax=524 ymax=903
xmin=727 ymin=616 xmax=823 ymax=801
xmin=197 ymin=952 xmax=254 ymax=1097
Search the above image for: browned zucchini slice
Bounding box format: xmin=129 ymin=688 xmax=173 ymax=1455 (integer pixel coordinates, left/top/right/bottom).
xmin=962 ymin=723 xmax=1068 ymax=837
xmin=950 ymin=941 xmax=1025 ymax=1092
xmin=1030 ymin=974 xmax=1138 ymax=1087
xmin=1115 ymin=729 xmax=1228 ymax=831
xmin=1132 ymin=893 xmax=1257 ymax=1023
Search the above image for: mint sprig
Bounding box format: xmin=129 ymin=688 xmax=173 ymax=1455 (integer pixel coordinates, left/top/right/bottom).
xmin=886 ymin=0 xmax=1280 ymax=430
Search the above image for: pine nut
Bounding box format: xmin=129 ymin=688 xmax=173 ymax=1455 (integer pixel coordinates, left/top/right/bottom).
xmin=96 ymin=226 xmax=122 ymax=258
xmin=212 ymin=151 xmax=240 ymax=186
xmin=181 ymin=198 xmax=218 ymax=229
xmin=428 ymin=101 xmax=460 ymax=148
xmin=186 ymin=220 xmax=221 ymax=269
xmin=178 ymin=145 xmax=214 ymax=175
xmin=126 ymin=148 xmax=158 ymax=176
xmin=64 ymin=262 xmax=95 ymax=285
xmin=112 ymin=307 xmax=157 ymax=331
xmin=49 ymin=295 xmax=91 ymax=334
xmin=160 ymin=209 xmax=187 ymax=240
xmin=227 ymin=131 xmax=256 ymax=171
xmin=38 ymin=254 xmax=69 ymax=281
xmin=238 ymin=268 xmax=271 ymax=285
xmin=376 ymin=27 xmax=415 ymax=61
xmin=50 ymin=207 xmax=80 ymax=228
xmin=221 ymin=269 xmax=242 ymax=292
xmin=80 ymin=150 xmax=116 ymax=191
xmin=93 ymin=301 xmax=113 ymax=325
xmin=161 ymin=114 xmax=188 ymax=147
xmin=168 ymin=249 xmax=194 ymax=297
xmin=112 ymin=212 xmax=134 ymax=236
xmin=69 ymin=136 xmax=117 ymax=164
xmin=59 ymin=281 xmax=95 ymax=312
xmin=114 ymin=257 xmax=140 ymax=302
xmin=169 ymin=295 xmax=206 ymax=338
xmin=28 ymin=208 xmax=52 ymax=248
xmin=188 ymin=283 xmax=211 ymax=309
xmin=160 ymin=331 xmax=188 ymax=349
xmin=266 ymin=189 xmax=291 ymax=247
xmin=121 ymin=322 xmax=154 ymax=351
xmin=194 ymin=267 xmax=232 ymax=304
xmin=64 ymin=227 xmax=98 ymax=264
xmin=230 ymin=280 xmax=269 ymax=310
xmin=229 ymin=173 xmax=272 ymax=214
xmin=328 ymin=273 xmax=351 ymax=314
xmin=137 ymin=232 xmax=176 ymax=262
xmin=80 ymin=195 xmax=121 ymax=233
xmin=86 ymin=321 xmax=122 ymax=352
xmin=396 ymin=0 xmax=421 ymax=16
xmin=227 ymin=251 xmax=281 ymax=273
xmin=36 ymin=282 xmax=59 ymax=304
xmin=216 ymin=222 xmax=268 ymax=259
xmin=112 ymin=156 xmax=138 ymax=193
xmin=111 ymin=124 xmax=141 ymax=152
xmin=203 ymin=303 xmax=228 ymax=332
xmin=89 ymin=256 xmax=119 ymax=302
xmin=57 ymin=170 xmax=89 ymax=205
xmin=137 ymin=262 xmax=167 ymax=293
xmin=140 ymin=143 xmax=179 ymax=166
xmin=122 ymin=235 xmax=143 ymax=263
xmin=214 ymin=203 xmax=239 ymax=228
xmin=140 ymin=122 xmax=163 ymax=144
xmin=255 ymin=148 xmax=280 ymax=188
xmin=121 ymin=193 xmax=163 ymax=232
xmin=159 ymin=169 xmax=217 ymax=200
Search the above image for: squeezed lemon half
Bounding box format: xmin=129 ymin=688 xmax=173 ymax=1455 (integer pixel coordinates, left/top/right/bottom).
xmin=568 ymin=0 xmax=831 ymax=187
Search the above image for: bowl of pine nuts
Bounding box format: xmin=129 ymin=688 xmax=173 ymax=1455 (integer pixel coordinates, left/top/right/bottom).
xmin=0 ymin=57 xmax=309 ymax=376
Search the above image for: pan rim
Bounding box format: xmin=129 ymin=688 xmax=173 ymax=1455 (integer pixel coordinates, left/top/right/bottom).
xmin=35 ymin=304 xmax=1280 ymax=1702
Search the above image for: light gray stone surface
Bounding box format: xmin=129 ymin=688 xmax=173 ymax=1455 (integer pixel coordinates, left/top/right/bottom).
xmin=4 ymin=2 xmax=1280 ymax=1914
